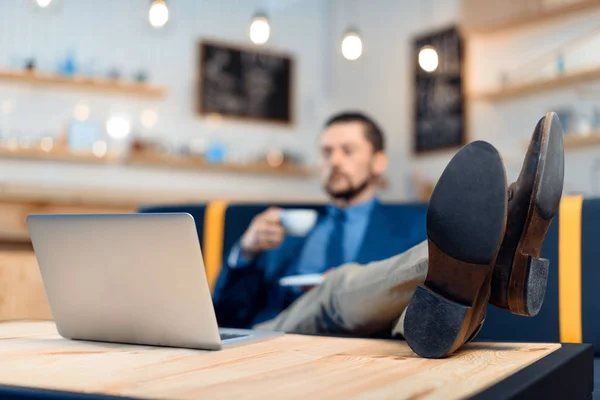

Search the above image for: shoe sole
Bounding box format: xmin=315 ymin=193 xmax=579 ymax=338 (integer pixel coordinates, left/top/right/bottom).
xmin=404 ymin=141 xmax=507 ymax=359
xmin=507 ymin=112 xmax=564 ymax=316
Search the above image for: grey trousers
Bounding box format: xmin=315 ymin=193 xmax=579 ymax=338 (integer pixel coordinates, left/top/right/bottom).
xmin=255 ymin=240 xmax=429 ymax=338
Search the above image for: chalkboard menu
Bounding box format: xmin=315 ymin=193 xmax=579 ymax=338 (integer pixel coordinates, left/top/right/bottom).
xmin=413 ymin=27 xmax=465 ymax=153
xmin=198 ymin=40 xmax=293 ymax=124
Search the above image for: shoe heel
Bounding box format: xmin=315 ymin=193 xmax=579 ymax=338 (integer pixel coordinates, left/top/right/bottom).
xmin=404 ymin=285 xmax=472 ymax=359
xmin=522 ymin=256 xmax=549 ymax=317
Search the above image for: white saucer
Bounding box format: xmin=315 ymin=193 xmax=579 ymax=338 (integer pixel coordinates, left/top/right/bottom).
xmin=279 ymin=274 xmax=325 ymax=287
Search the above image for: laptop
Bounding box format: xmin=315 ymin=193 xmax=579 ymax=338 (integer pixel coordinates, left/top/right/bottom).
xmin=27 ymin=213 xmax=278 ymax=350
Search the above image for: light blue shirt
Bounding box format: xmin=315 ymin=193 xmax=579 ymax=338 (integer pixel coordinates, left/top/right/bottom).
xmin=228 ymin=198 xmax=377 ymax=275
xmin=291 ymin=198 xmax=376 ymax=275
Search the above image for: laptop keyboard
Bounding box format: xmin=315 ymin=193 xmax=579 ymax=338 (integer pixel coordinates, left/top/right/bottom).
xmin=220 ymin=332 xmax=248 ymax=341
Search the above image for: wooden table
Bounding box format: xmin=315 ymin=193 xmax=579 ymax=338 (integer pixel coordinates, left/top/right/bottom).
xmin=0 ymin=321 xmax=593 ymax=399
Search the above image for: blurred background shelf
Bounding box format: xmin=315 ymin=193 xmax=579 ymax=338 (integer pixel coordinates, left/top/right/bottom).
xmin=470 ymin=67 xmax=600 ymax=101
xmin=563 ymin=134 xmax=600 ymax=149
xmin=127 ymin=152 xmax=313 ymax=178
xmin=0 ymin=147 xmax=312 ymax=178
xmin=0 ymin=147 xmax=117 ymax=164
xmin=461 ymin=0 xmax=600 ymax=35
xmin=0 ymin=69 xmax=166 ymax=98
xmin=522 ymin=134 xmax=600 ymax=149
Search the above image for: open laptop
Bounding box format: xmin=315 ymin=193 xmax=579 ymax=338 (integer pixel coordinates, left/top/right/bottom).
xmin=27 ymin=213 xmax=278 ymax=350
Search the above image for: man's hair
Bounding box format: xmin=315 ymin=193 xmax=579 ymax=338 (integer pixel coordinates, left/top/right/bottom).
xmin=324 ymin=112 xmax=385 ymax=152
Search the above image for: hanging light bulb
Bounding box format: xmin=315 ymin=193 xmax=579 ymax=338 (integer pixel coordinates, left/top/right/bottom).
xmin=106 ymin=115 xmax=131 ymax=139
xmin=36 ymin=0 xmax=53 ymax=8
xmin=149 ymin=0 xmax=169 ymax=29
xmin=418 ymin=45 xmax=439 ymax=73
xmin=341 ymin=29 xmax=363 ymax=61
xmin=249 ymin=12 xmax=270 ymax=45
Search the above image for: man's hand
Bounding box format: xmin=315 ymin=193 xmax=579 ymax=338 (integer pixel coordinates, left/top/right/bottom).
xmin=240 ymin=207 xmax=285 ymax=256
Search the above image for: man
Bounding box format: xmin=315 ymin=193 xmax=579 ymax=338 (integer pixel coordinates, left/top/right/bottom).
xmin=253 ymin=112 xmax=564 ymax=359
xmin=212 ymin=112 xmax=427 ymax=329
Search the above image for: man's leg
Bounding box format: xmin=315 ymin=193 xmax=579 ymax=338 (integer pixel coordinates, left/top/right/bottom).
xmin=404 ymin=115 xmax=564 ymax=358
xmin=254 ymin=240 xmax=428 ymax=336
xmin=403 ymin=141 xmax=508 ymax=358
xmin=257 ymin=114 xmax=564 ymax=360
xmin=257 ymin=141 xmax=505 ymax=360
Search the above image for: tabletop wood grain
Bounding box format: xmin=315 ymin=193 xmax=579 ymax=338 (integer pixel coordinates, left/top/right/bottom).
xmin=0 ymin=321 xmax=560 ymax=400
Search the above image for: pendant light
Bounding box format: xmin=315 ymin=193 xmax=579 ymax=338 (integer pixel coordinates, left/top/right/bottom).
xmin=417 ymin=0 xmax=438 ymax=73
xmin=418 ymin=45 xmax=439 ymax=72
xmin=106 ymin=116 xmax=131 ymax=139
xmin=35 ymin=0 xmax=52 ymax=8
xmin=249 ymin=12 xmax=270 ymax=45
xmin=341 ymin=28 xmax=363 ymax=61
xmin=149 ymin=0 xmax=169 ymax=29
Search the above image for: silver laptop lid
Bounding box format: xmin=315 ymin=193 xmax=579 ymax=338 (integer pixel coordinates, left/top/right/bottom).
xmin=27 ymin=213 xmax=222 ymax=350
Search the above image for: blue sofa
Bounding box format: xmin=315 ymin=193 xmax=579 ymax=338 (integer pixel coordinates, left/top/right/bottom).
xmin=140 ymin=196 xmax=598 ymax=391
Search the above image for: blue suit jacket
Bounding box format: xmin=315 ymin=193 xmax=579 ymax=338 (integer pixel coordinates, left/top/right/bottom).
xmin=212 ymin=202 xmax=427 ymax=328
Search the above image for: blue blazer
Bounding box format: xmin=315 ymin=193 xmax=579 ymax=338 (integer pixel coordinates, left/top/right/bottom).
xmin=212 ymin=201 xmax=427 ymax=329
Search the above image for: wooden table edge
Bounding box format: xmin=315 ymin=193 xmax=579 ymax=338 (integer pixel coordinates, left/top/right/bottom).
xmin=0 ymin=384 xmax=136 ymax=400
xmin=468 ymin=343 xmax=594 ymax=400
xmin=0 ymin=340 xmax=593 ymax=400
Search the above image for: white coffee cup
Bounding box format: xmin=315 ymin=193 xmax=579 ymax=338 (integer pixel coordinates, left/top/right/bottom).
xmin=280 ymin=209 xmax=318 ymax=236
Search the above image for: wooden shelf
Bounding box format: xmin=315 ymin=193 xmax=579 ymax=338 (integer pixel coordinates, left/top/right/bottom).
xmin=462 ymin=0 xmax=600 ymax=35
xmin=0 ymin=147 xmax=312 ymax=178
xmin=469 ymin=67 xmax=600 ymax=101
xmin=0 ymin=146 xmax=117 ymax=164
xmin=564 ymin=133 xmax=600 ymax=149
xmin=127 ymin=152 xmax=312 ymax=178
xmin=0 ymin=69 xmax=166 ymax=99
xmin=522 ymin=133 xmax=600 ymax=149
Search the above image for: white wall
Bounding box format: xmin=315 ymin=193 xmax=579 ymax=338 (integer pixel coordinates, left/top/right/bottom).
xmin=2 ymin=0 xmax=598 ymax=204
xmin=0 ymin=0 xmax=332 ymax=203
xmin=467 ymin=8 xmax=600 ymax=196
xmin=329 ymin=0 xmax=461 ymax=200
xmin=330 ymin=0 xmax=600 ymax=199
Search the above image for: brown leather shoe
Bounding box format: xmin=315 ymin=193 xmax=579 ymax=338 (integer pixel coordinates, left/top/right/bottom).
xmin=490 ymin=112 xmax=565 ymax=317
xmin=404 ymin=141 xmax=507 ymax=358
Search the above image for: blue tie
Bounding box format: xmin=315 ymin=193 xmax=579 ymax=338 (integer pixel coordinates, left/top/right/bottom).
xmin=326 ymin=209 xmax=345 ymax=269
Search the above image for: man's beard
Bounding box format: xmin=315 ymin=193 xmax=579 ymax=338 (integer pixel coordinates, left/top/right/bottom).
xmin=325 ymin=172 xmax=373 ymax=203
